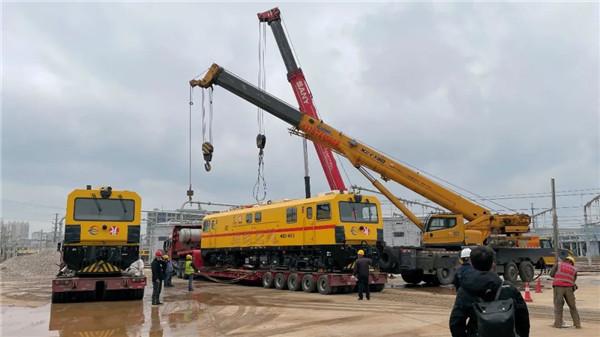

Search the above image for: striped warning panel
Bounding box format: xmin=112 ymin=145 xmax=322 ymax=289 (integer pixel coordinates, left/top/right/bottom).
xmin=78 ymin=329 xmax=116 ymax=337
xmin=80 ymin=260 xmax=121 ymax=273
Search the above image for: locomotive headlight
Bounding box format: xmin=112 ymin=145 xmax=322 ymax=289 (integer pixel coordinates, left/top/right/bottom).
xmin=353 ymin=194 xmax=362 ymax=203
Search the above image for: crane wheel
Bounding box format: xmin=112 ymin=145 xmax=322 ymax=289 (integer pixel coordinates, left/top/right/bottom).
xmin=436 ymin=267 xmax=456 ymax=285
xmin=401 ymin=270 xmax=423 ymax=285
xmin=503 ymin=262 xmax=519 ymax=284
xmin=518 ymin=261 xmax=535 ymax=282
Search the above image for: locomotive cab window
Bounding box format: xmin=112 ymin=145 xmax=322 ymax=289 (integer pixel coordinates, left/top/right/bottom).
xmin=254 ymin=212 xmax=262 ymax=223
xmin=246 ymin=213 xmax=253 ymax=224
xmin=339 ymin=202 xmax=378 ymax=223
xmin=286 ymin=207 xmax=297 ymax=224
xmin=73 ymin=197 xmax=135 ymax=221
xmin=316 ymin=203 xmax=331 ymax=220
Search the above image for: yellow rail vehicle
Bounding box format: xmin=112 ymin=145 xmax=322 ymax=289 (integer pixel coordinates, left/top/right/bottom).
xmin=62 ymin=186 xmax=142 ymax=275
xmin=201 ymin=192 xmax=383 ymax=272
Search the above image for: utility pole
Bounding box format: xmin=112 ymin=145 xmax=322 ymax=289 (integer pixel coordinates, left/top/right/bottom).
xmin=551 ymin=178 xmax=559 ymax=259
xmin=530 ymin=202 xmax=535 ymax=230
xmin=53 ymin=213 xmax=59 ymax=243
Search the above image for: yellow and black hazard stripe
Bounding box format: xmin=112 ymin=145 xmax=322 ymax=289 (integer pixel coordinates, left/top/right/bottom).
xmin=80 ymin=260 xmax=121 ymax=273
xmin=78 ymin=329 xmax=117 ymax=337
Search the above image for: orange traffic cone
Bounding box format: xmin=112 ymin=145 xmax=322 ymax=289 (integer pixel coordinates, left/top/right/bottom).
xmin=523 ymin=282 xmax=533 ymax=302
xmin=535 ymin=278 xmax=543 ymax=293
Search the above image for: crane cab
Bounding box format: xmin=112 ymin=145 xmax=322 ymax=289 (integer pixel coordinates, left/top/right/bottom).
xmin=422 ymin=214 xmax=465 ymax=247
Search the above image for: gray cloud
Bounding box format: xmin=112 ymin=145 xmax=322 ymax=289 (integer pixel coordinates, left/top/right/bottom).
xmin=2 ymin=3 xmax=598 ymax=232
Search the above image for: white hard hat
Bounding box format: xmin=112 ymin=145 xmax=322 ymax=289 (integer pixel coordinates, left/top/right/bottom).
xmin=460 ymin=247 xmax=472 ymax=259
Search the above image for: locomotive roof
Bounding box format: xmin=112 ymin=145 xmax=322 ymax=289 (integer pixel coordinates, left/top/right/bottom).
xmin=204 ymin=192 xmax=379 ymax=218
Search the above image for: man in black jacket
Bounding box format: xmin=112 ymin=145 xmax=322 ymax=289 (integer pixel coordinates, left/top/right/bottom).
xmin=353 ymin=249 xmax=372 ymax=300
xmin=449 ymin=246 xmax=530 ymax=337
xmin=151 ymin=250 xmax=166 ymax=305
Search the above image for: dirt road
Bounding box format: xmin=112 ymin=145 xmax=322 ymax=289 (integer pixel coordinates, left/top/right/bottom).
xmin=1 ymin=273 xmax=599 ymax=337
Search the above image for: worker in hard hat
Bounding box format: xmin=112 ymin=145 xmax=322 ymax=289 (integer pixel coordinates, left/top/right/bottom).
xmin=163 ymin=255 xmax=174 ymax=287
xmin=184 ymin=254 xmax=198 ymax=291
xmin=353 ymin=249 xmax=372 ymax=300
xmin=151 ymin=250 xmax=166 ymax=305
xmin=453 ymin=247 xmax=474 ymax=290
xmin=551 ymin=255 xmax=581 ymax=329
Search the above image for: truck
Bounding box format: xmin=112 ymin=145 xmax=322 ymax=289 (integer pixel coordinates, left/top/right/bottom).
xmin=163 ymin=224 xmax=203 ymax=278
xmin=189 ymin=63 xmax=565 ymax=285
xmin=52 ymin=186 xmax=146 ymax=302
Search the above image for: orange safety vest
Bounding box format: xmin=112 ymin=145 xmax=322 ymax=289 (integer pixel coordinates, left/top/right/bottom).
xmin=552 ymin=262 xmax=576 ymax=287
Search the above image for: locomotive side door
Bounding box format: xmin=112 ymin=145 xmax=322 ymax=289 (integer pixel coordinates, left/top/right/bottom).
xmin=304 ymin=204 xmax=316 ymax=245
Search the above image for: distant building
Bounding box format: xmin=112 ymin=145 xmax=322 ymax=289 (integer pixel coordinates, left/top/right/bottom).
xmin=383 ymin=215 xmax=422 ymax=247
xmin=533 ymin=225 xmax=600 ymax=257
xmin=0 ymin=220 xmax=31 ymax=261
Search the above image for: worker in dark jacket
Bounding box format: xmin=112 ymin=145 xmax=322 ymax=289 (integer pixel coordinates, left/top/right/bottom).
xmin=453 ymin=247 xmax=474 ymax=290
xmin=449 ymin=246 xmax=530 ymax=337
xmin=151 ymin=250 xmax=166 ymax=305
xmin=353 ymin=249 xmax=372 ymax=300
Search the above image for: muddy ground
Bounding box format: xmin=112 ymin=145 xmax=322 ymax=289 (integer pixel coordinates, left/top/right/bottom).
xmin=1 ymin=272 xmax=599 ymax=337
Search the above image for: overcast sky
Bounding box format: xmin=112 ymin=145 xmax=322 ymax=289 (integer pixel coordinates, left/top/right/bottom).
xmin=2 ymin=2 xmax=599 ymax=234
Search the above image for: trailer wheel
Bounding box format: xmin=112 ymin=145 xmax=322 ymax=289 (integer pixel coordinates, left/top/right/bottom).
xmin=262 ymin=272 xmax=274 ymax=288
xmin=401 ymin=270 xmax=423 ymax=285
xmin=370 ymin=284 xmax=385 ymax=292
xmin=436 ymin=267 xmax=456 ymax=285
xmin=301 ymin=274 xmax=316 ymax=292
xmin=518 ymin=261 xmax=535 ymax=282
xmin=503 ymin=262 xmax=519 ymax=284
xmin=317 ymin=275 xmax=332 ymax=295
xmin=274 ymin=273 xmax=288 ymax=290
xmin=287 ymin=273 xmax=301 ymax=291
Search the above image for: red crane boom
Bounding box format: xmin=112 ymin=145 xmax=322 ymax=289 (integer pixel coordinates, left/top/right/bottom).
xmin=258 ymin=7 xmax=347 ymax=192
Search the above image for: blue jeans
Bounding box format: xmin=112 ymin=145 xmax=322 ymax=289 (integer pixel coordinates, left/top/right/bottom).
xmin=165 ymin=272 xmax=172 ymax=286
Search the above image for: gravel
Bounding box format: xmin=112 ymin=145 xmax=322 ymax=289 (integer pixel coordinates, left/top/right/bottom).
xmin=0 ymin=249 xmax=61 ymax=282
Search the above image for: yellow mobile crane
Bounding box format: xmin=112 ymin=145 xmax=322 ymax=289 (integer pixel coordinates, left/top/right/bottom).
xmin=190 ymin=64 xmax=563 ymax=284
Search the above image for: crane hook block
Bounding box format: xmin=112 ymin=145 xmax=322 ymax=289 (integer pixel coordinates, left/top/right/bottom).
xmin=202 ymin=142 xmax=214 ymax=171
xmin=256 ymin=134 xmax=266 ymax=150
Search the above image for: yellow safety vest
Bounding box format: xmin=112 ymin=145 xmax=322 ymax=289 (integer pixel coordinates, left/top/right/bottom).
xmin=185 ymin=260 xmax=194 ymax=275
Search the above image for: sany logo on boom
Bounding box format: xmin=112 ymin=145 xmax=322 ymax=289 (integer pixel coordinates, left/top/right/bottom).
xmin=294 ymin=81 xmax=310 ymax=105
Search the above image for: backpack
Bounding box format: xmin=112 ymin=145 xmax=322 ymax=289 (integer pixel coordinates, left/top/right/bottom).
xmin=472 ymin=283 xmax=516 ymax=337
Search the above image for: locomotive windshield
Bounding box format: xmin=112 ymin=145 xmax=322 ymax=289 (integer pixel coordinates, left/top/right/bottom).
xmin=73 ymin=197 xmax=135 ymax=221
xmin=339 ymin=202 xmax=378 ymax=223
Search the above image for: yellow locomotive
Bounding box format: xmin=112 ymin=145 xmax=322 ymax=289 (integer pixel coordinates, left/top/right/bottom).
xmin=201 ymin=191 xmax=383 ymax=272
xmin=54 ymin=186 xmax=145 ymax=302
xmin=61 ymin=186 xmax=141 ymax=275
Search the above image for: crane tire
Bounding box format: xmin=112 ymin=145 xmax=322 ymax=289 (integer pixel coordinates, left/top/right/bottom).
xmin=518 ymin=261 xmax=535 ymax=282
xmin=503 ymin=262 xmax=519 ymax=284
xmin=401 ymin=270 xmax=423 ymax=285
xmin=436 ymin=267 xmax=456 ymax=285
